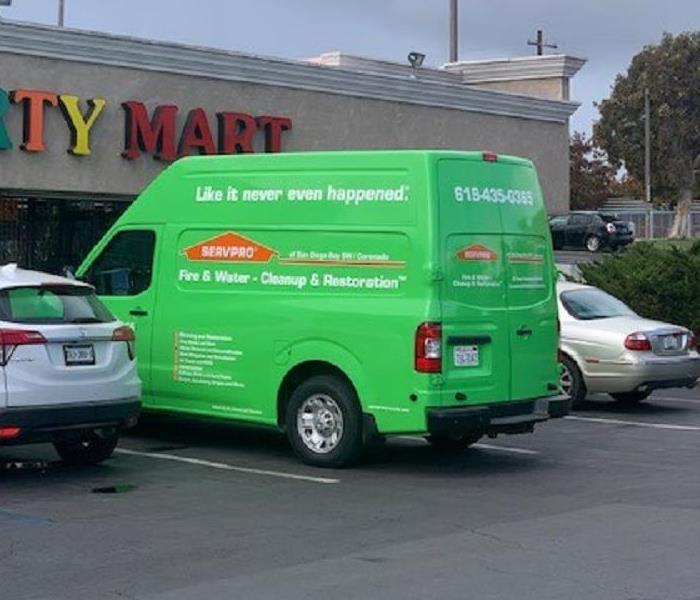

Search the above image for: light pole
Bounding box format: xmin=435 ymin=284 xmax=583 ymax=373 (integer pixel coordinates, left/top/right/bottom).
xmin=449 ymin=0 xmax=458 ymax=63
xmin=58 ymin=0 xmax=65 ymax=27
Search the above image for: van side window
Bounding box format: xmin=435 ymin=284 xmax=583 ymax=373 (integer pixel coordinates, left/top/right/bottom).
xmin=85 ymin=230 xmax=155 ymax=296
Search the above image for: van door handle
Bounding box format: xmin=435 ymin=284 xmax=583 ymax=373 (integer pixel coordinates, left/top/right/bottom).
xmin=129 ymin=308 xmax=148 ymax=317
xmin=516 ymin=326 xmax=532 ymax=337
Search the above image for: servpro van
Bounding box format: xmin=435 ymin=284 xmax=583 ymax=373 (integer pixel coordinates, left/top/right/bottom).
xmin=78 ymin=151 xmax=569 ymax=467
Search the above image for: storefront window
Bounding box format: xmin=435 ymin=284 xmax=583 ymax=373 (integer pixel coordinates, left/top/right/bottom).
xmin=0 ymin=196 xmax=130 ymax=274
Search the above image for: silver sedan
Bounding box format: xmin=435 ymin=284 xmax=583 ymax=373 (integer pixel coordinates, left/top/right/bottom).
xmin=558 ymin=281 xmax=700 ymax=405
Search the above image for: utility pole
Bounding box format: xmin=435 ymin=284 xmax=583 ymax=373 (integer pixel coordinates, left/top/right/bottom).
xmin=58 ymin=0 xmax=65 ymax=27
xmin=644 ymin=88 xmax=651 ymax=205
xmin=449 ymin=0 xmax=458 ymax=63
xmin=527 ymin=29 xmax=558 ymax=56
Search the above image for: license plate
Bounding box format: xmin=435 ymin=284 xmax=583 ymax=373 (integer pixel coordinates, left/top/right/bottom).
xmin=662 ymin=335 xmax=680 ymax=350
xmin=454 ymin=345 xmax=479 ymax=367
xmin=64 ymin=344 xmax=95 ymax=366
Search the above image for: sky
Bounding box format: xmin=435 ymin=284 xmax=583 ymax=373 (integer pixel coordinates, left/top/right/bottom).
xmin=2 ymin=0 xmax=700 ymax=135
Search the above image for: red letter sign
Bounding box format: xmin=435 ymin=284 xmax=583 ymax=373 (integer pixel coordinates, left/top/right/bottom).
xmin=256 ymin=116 xmax=292 ymax=153
xmin=122 ymin=101 xmax=177 ymax=161
xmin=178 ymin=108 xmax=216 ymax=157
xmin=217 ymin=112 xmax=257 ymax=154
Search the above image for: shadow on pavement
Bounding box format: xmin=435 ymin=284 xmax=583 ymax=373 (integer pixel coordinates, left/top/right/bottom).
xmin=575 ymin=397 xmax=695 ymax=416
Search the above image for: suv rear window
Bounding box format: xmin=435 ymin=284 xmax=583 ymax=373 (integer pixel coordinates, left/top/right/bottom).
xmin=0 ymin=285 xmax=116 ymax=324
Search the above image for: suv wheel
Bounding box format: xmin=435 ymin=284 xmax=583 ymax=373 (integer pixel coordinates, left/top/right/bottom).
xmin=585 ymin=235 xmax=601 ymax=252
xmin=54 ymin=430 xmax=119 ymax=465
xmin=560 ymin=355 xmax=587 ymax=407
xmin=286 ymin=375 xmax=364 ymax=468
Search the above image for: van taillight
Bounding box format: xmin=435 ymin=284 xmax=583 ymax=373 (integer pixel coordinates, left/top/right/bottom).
xmin=624 ymin=332 xmax=652 ymax=352
xmin=112 ymin=325 xmax=136 ymax=360
xmin=0 ymin=328 xmax=47 ymax=366
xmin=482 ymin=151 xmax=498 ymax=162
xmin=415 ymin=322 xmax=442 ymax=373
xmin=689 ymin=332 xmax=697 ymax=351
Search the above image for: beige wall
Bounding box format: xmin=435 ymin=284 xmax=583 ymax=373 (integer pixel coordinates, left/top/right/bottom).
xmin=0 ymin=53 xmax=569 ymax=214
xmin=469 ymin=78 xmax=569 ymax=102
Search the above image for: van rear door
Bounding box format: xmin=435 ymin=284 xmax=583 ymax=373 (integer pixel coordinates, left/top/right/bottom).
xmin=437 ymin=156 xmax=557 ymax=405
xmin=437 ymin=158 xmax=511 ymax=406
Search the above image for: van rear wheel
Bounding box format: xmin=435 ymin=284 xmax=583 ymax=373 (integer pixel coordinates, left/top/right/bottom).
xmin=426 ymin=433 xmax=482 ymax=450
xmin=54 ymin=430 xmax=119 ymax=466
xmin=286 ymin=375 xmax=363 ymax=468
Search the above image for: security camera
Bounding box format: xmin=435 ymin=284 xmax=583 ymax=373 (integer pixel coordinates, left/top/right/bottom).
xmin=407 ymin=52 xmax=426 ymax=69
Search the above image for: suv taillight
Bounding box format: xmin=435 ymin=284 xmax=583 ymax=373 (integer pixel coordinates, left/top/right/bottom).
xmin=415 ymin=322 xmax=442 ymax=373
xmin=0 ymin=328 xmax=47 ymax=366
xmin=689 ymin=332 xmax=697 ymax=351
xmin=112 ymin=325 xmax=136 ymax=360
xmin=624 ymin=332 xmax=652 ymax=351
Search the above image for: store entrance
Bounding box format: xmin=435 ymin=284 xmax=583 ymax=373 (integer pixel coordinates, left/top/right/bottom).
xmin=0 ymin=194 xmax=131 ymax=274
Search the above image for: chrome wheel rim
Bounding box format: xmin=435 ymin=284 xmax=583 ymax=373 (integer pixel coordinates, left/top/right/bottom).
xmin=560 ymin=362 xmax=573 ymax=397
xmin=586 ymin=237 xmax=600 ymax=252
xmin=297 ymin=394 xmax=344 ymax=454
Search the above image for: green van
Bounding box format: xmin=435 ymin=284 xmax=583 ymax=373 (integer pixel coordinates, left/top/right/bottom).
xmin=78 ymin=150 xmax=569 ymax=467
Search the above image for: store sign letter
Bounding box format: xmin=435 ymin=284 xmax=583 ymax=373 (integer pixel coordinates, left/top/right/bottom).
xmin=59 ymin=95 xmax=106 ymax=156
xmin=11 ymin=89 xmax=58 ymax=152
xmin=0 ymin=88 xmax=10 ymax=151
xmin=122 ymin=101 xmax=178 ymax=161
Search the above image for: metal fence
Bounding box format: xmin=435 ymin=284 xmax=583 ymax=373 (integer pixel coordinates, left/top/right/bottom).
xmin=611 ymin=210 xmax=700 ymax=239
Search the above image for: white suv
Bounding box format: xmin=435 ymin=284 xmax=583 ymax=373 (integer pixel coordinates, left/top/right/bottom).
xmin=0 ymin=264 xmax=141 ymax=465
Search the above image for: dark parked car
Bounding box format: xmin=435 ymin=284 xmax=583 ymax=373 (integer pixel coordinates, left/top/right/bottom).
xmin=549 ymin=212 xmax=634 ymax=252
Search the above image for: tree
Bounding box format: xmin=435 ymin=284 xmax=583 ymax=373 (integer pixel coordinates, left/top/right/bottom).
xmin=569 ymin=132 xmax=615 ymax=210
xmin=595 ymin=32 xmax=700 ymax=238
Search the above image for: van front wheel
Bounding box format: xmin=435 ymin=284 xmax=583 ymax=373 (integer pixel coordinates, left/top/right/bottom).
xmin=286 ymin=375 xmax=363 ymax=468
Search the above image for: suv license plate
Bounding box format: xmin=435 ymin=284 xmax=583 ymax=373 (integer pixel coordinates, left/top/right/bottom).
xmin=64 ymin=344 xmax=95 ymax=366
xmin=454 ymin=345 xmax=479 ymax=367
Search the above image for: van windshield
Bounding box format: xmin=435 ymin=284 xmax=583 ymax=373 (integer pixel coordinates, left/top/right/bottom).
xmin=0 ymin=285 xmax=116 ymax=324
xmin=560 ymin=288 xmax=636 ymax=320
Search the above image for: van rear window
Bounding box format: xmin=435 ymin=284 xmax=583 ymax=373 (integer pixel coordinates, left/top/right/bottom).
xmin=0 ymin=285 xmax=116 ymax=324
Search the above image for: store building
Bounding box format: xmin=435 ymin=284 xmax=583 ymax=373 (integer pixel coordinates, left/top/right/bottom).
xmin=0 ymin=20 xmax=584 ymax=273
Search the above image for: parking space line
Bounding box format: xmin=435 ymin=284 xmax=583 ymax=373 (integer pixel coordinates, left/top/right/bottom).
xmin=650 ymin=395 xmax=700 ymax=405
xmin=115 ymin=448 xmax=340 ymax=484
xmin=472 ymin=443 xmax=539 ymax=455
xmin=395 ymin=436 xmax=539 ymax=455
xmin=565 ymin=415 xmax=700 ymax=432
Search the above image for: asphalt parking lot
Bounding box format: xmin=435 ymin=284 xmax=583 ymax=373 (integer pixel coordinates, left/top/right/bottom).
xmin=2 ymin=388 xmax=699 ymax=600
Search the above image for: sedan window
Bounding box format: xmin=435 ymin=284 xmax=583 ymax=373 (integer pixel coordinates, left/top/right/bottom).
xmin=560 ymin=288 xmax=637 ymax=320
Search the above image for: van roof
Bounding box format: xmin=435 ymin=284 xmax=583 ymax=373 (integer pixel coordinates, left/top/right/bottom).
xmin=175 ymin=150 xmax=535 ymax=170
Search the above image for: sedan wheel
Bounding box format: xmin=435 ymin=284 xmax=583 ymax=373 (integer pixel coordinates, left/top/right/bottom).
xmin=559 ymin=355 xmax=587 ymax=407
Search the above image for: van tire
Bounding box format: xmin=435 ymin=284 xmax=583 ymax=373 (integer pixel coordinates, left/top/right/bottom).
xmin=54 ymin=431 xmax=119 ymax=465
xmin=426 ymin=433 xmax=482 ymax=450
xmin=286 ymin=375 xmax=363 ymax=468
xmin=560 ymin=355 xmax=587 ymax=407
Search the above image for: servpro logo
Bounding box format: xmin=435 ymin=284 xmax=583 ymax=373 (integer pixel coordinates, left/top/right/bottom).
xmin=182 ymin=232 xmax=277 ymax=263
xmin=455 ymin=244 xmax=498 ymax=262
